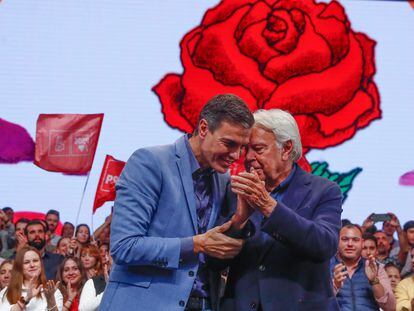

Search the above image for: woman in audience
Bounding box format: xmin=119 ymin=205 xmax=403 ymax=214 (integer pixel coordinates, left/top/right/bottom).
xmin=0 ymin=260 xmax=13 ymax=290
xmin=0 ymin=246 xmax=63 ymax=310
xmin=57 ymin=257 xmax=87 ymax=311
xmin=80 ymin=245 xmax=102 ymax=280
xmin=75 ymin=225 xmax=91 ymax=247
xmin=56 ymin=238 xmax=71 ymax=257
xmin=385 ymin=262 xmax=401 ymax=292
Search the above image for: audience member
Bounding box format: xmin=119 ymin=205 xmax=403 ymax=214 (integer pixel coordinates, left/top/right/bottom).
xmin=0 ymin=260 xmax=12 ymax=290
xmin=0 ymin=246 xmax=63 ymax=311
xmin=374 ymin=231 xmax=400 ymax=266
xmin=75 ymin=224 xmax=91 ymax=247
xmin=57 ymin=256 xmax=87 ymax=311
xmin=362 ymin=233 xmax=378 ymax=259
xmin=384 ymin=263 xmax=401 ymax=293
xmin=395 ymin=248 xmax=414 ymax=311
xmin=80 ymin=245 xmax=102 ymax=279
xmin=92 ymin=215 xmax=111 ymax=246
xmin=400 ymin=220 xmax=414 ymax=277
xmin=62 ymin=222 xmax=75 ymax=239
xmin=56 ymin=237 xmax=71 ymax=257
xmin=332 ymin=224 xmax=395 ymax=311
xmin=25 ymin=219 xmax=64 ymax=280
xmin=46 ymin=210 xmax=61 ymax=247
xmin=0 ymin=218 xmax=29 ymax=259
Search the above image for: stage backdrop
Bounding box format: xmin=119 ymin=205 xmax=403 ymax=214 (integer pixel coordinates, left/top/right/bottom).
xmin=0 ymin=0 xmax=413 ymax=230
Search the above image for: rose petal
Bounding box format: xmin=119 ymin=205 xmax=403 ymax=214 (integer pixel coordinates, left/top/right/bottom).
xmin=274 ymin=0 xmax=325 ymax=16
xmin=202 ymin=0 xmax=256 ymax=26
xmin=319 ymin=0 xmax=347 ymax=24
xmin=238 ymin=20 xmax=280 ymax=64
xmin=0 ymin=118 xmax=34 ymax=163
xmin=264 ymin=33 xmax=363 ymax=115
xmin=264 ymin=10 xmax=300 ymax=54
xmin=263 ymin=15 xmax=332 ymax=84
xmin=235 ymin=0 xmax=272 ymax=40
xmin=178 ymin=27 xmax=258 ymax=127
xmin=355 ymin=82 xmax=381 ymax=128
xmin=152 ymin=74 xmax=193 ymax=133
xmin=354 ymin=32 xmax=376 ymax=88
xmin=193 ymin=6 xmax=275 ymax=104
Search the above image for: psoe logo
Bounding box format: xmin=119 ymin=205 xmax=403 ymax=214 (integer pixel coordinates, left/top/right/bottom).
xmin=72 ymin=131 xmax=92 ymax=155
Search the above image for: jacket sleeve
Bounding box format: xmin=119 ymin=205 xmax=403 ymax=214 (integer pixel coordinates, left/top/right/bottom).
xmin=261 ymin=183 xmax=342 ymax=262
xmin=110 ymin=148 xmax=183 ymax=269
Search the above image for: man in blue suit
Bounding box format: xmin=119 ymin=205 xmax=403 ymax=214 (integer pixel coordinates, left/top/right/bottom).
xmin=221 ymin=109 xmax=343 ymax=311
xmin=100 ymin=94 xmax=255 ymax=311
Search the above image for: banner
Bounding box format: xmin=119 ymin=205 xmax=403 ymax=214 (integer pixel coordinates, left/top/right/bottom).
xmin=34 ymin=114 xmax=104 ymax=174
xmin=93 ymin=155 xmax=125 ymax=213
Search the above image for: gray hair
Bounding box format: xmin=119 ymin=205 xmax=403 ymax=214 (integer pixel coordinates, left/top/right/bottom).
xmin=253 ymin=109 xmax=302 ymax=162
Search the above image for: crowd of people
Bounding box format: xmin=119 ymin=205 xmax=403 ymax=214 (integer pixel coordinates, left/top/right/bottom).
xmin=0 ymin=207 xmax=111 ymax=310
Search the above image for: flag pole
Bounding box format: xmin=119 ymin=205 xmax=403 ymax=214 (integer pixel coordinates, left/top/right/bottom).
xmin=74 ymin=171 xmax=91 ymax=230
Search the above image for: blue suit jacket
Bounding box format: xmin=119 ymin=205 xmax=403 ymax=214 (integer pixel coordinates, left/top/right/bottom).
xmin=219 ymin=167 xmax=343 ymax=311
xmin=100 ymin=136 xmax=229 ymax=311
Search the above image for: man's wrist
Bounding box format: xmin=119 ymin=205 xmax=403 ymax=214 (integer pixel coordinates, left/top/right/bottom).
xmin=193 ymin=234 xmax=205 ymax=254
xmin=262 ymin=200 xmax=277 ymax=218
xmin=369 ymin=277 xmax=380 ymax=286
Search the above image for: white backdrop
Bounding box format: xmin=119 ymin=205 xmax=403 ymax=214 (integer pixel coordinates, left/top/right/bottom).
xmin=0 ymin=0 xmax=413 ymax=230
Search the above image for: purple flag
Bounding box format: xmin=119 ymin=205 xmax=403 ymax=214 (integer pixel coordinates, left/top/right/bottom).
xmin=0 ymin=118 xmax=35 ymax=163
xmin=399 ymin=171 xmax=414 ymax=186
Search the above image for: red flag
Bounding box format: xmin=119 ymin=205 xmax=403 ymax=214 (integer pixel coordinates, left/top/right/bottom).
xmin=93 ymin=155 xmax=126 ymax=213
xmin=34 ymin=114 xmax=104 ymax=174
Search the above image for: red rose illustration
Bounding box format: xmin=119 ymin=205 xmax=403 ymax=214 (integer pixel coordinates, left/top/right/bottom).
xmin=153 ymin=0 xmax=380 ymax=153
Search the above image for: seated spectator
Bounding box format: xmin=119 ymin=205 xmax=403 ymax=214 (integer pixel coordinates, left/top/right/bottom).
xmin=395 ymin=248 xmax=414 ymax=311
xmin=62 ymin=222 xmax=75 ymax=239
xmin=56 ymin=237 xmax=71 ymax=257
xmin=362 ymin=234 xmax=378 ymax=259
xmin=400 ymin=221 xmax=414 ymax=277
xmin=332 ymin=224 xmax=395 ymax=311
xmin=0 ymin=246 xmax=63 ymax=310
xmin=0 ymin=218 xmax=29 ymax=259
xmin=80 ymin=245 xmax=102 ymax=280
xmin=57 ymin=257 xmax=87 ymax=311
xmin=0 ymin=260 xmax=12 ymax=290
xmin=25 ymin=219 xmax=64 ymax=280
xmin=46 ymin=210 xmax=61 ymax=247
xmin=375 ymin=230 xmax=400 ymax=266
xmin=385 ymin=263 xmax=401 ymax=293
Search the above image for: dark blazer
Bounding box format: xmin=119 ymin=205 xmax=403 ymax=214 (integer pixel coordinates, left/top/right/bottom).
xmin=219 ymin=167 xmax=343 ymax=311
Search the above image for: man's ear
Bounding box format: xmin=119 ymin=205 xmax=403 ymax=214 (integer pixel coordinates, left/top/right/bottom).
xmin=281 ymin=140 xmax=293 ymax=161
xmin=198 ymin=119 xmax=209 ymax=139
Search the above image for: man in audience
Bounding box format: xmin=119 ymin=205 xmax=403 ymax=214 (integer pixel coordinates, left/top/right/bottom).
xmin=0 ymin=218 xmax=29 ymax=259
xmin=395 ymin=247 xmax=414 ymax=310
xmin=45 ymin=209 xmax=61 ymax=246
xmin=400 ymin=221 xmax=414 ymax=277
xmin=383 ymin=213 xmax=403 ymax=252
xmin=375 ymin=231 xmax=400 ymax=266
xmin=384 ymin=263 xmax=401 ymax=293
xmin=332 ymin=224 xmax=395 ymax=311
xmin=25 ymin=219 xmax=64 ymax=280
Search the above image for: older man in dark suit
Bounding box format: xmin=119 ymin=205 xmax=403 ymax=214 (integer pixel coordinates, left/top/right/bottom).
xmin=219 ymin=109 xmax=343 ymax=311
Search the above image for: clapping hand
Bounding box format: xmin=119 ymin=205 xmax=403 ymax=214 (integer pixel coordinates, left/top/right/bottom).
xmin=364 ymin=254 xmax=378 ymax=282
xmin=333 ymin=263 xmax=347 ymax=291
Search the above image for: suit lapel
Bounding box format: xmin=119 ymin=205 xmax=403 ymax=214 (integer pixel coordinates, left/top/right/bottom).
xmin=207 ymin=173 xmax=224 ymax=230
xmin=258 ymin=167 xmax=311 ymax=262
xmin=175 ymin=137 xmax=198 ymax=234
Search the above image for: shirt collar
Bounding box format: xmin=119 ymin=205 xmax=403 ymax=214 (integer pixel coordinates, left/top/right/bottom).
xmin=184 ymin=134 xmax=215 ymax=179
xmin=270 ymin=163 xmax=297 ymax=195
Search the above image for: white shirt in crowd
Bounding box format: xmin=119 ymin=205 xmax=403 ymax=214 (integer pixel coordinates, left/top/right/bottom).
xmin=0 ymin=286 xmax=63 ymax=311
xmin=78 ymin=279 xmax=103 ymax=311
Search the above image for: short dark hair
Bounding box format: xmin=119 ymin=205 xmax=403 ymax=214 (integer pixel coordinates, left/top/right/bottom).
xmin=341 ymin=219 xmax=352 ymax=227
xmin=384 ymin=262 xmax=400 ymax=271
xmin=2 ymin=207 xmax=13 ymax=213
xmin=195 ymin=94 xmax=254 ymax=134
xmin=63 ymin=221 xmax=74 ymax=228
xmin=15 ymin=217 xmax=29 ymax=226
xmin=362 ymin=233 xmax=378 ymax=247
xmin=25 ymin=219 xmax=47 ymax=236
xmin=46 ymin=209 xmax=60 ymax=219
xmin=404 ymin=221 xmax=414 ymax=232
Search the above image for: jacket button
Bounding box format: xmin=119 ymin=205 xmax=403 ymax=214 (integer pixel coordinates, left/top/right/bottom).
xmin=250 ymin=302 xmax=257 ymax=309
xmin=258 ymin=265 xmax=265 ymax=272
xmin=179 ymin=300 xmax=185 ymax=307
xmin=188 ymin=271 xmax=194 ymax=277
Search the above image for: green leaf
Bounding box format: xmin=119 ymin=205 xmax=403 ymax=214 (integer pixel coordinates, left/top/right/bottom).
xmin=311 ymin=161 xmax=362 ymax=202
